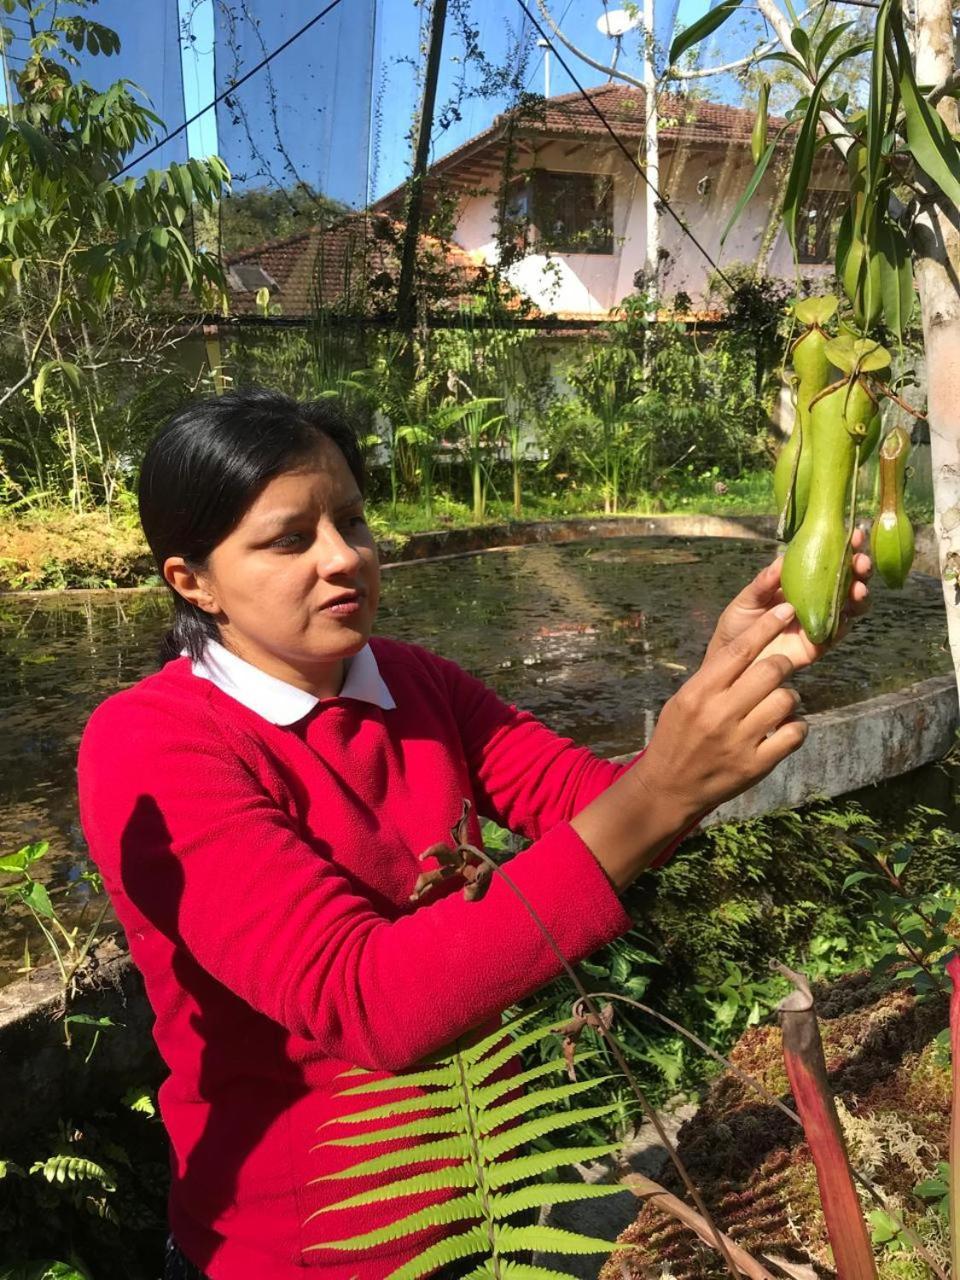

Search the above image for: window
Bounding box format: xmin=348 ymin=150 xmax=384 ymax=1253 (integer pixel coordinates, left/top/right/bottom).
xmin=797 ymin=190 xmax=842 ymax=264
xmin=533 ymin=171 xmax=614 ymax=254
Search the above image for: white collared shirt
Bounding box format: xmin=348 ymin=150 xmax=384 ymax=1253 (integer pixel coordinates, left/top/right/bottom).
xmin=189 ymin=640 xmax=396 ymax=726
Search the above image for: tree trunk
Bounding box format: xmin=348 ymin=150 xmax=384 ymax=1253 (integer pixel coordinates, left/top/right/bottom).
xmin=512 ymin=455 xmax=521 ymax=517
xmin=914 ymin=0 xmax=960 ymax=699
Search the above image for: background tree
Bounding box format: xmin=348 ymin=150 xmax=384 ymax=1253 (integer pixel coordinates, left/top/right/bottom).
xmin=0 ymin=0 xmax=228 ymax=511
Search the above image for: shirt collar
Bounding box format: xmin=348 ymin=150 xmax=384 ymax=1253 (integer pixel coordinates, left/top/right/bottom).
xmin=189 ymin=640 xmax=396 ymax=725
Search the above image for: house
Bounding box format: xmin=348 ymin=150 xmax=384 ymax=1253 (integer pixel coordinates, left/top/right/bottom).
xmin=220 ymin=212 xmax=493 ymax=320
xmin=372 ymin=83 xmax=847 ymax=317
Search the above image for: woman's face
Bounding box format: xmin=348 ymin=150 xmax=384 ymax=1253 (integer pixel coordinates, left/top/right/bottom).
xmin=178 ymin=438 xmax=380 ymax=696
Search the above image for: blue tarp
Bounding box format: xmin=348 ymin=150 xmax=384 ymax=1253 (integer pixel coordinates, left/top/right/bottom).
xmin=212 ymin=0 xmax=378 ymax=208
xmin=69 ymin=0 xmax=188 ymax=171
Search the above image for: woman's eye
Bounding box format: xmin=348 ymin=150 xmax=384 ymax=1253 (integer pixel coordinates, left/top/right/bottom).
xmin=270 ymin=533 xmax=305 ymax=550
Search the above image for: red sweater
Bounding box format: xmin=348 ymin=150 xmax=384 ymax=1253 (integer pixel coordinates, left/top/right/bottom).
xmin=77 ymin=638 xmax=639 ymax=1278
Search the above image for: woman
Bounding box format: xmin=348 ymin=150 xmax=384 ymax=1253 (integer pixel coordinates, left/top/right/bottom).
xmin=78 ymin=388 xmax=870 ymax=1280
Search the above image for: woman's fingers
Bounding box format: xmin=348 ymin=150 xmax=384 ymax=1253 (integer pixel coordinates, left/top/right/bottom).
xmin=742 ymin=684 xmax=802 ymax=740
xmin=755 ymin=715 xmax=809 ymax=773
xmin=708 ymin=602 xmax=798 ymax=689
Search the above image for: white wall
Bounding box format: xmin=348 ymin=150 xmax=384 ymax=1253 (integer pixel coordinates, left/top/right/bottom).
xmin=451 ymin=139 xmax=839 ymax=312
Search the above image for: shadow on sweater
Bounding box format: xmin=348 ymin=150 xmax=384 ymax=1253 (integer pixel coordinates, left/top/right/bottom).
xmin=120 ymin=794 xmax=311 ymax=1275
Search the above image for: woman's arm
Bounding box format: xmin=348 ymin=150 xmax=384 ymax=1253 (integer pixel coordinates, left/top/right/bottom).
xmin=78 ymin=701 xmax=636 ymax=1076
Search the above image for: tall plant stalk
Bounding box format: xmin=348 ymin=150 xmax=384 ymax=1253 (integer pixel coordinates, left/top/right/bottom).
xmin=776 ymin=963 xmax=877 ymax=1280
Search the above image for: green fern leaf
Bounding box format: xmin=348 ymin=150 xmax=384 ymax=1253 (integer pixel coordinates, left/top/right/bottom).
xmin=383 ymin=1225 xmax=492 ymax=1279
xmin=307 ymin=1165 xmax=477 ymax=1217
xmin=485 ymin=1144 xmax=621 ymax=1191
xmin=334 ymin=1064 xmax=459 ymax=1096
xmin=317 ymin=1110 xmax=462 ymax=1148
xmin=309 ymin=1192 xmax=483 ymax=1252
xmin=481 ymin=1077 xmax=617 ymax=1134
xmin=322 ymin=1085 xmax=465 ymax=1126
xmin=494 ymin=1223 xmax=621 ymax=1255
xmin=458 ymin=1009 xmax=545 ymax=1065
xmin=473 ymin=1054 xmax=598 ymax=1111
xmin=483 ymin=1105 xmax=618 ymax=1161
xmin=468 ymin=1023 xmax=563 ymax=1084
xmin=491 ymin=1182 xmax=626 ymax=1219
xmin=316 ymin=1136 xmax=470 ymax=1180
xmin=29 ymin=1155 xmax=116 ymax=1191
xmin=479 ymin=1263 xmax=598 ymax=1280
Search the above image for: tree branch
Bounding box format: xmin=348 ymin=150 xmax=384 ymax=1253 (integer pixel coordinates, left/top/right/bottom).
xmin=535 ymin=0 xmax=644 ymax=91
xmin=928 ymin=66 xmax=960 ymax=107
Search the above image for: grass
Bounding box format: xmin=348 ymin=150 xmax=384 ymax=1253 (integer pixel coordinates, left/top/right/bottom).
xmin=0 ymin=465 xmax=936 ymax=592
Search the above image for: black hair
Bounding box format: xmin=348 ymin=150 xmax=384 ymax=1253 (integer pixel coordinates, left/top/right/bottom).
xmin=138 ymin=387 xmax=366 ymax=664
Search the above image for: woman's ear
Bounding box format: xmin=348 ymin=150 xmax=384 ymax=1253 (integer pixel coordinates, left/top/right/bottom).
xmin=163 ymin=557 xmax=220 ymax=615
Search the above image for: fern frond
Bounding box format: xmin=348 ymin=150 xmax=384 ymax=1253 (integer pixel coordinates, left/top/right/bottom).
xmin=473 ymin=1053 xmax=599 ymax=1111
xmin=483 ymin=1104 xmax=619 ymax=1161
xmin=484 ymin=1143 xmax=622 ymax=1191
xmin=461 ymin=1264 xmax=599 ymax=1280
xmin=310 ymin=1192 xmax=483 ymax=1252
xmin=494 ymin=1223 xmax=624 ymax=1255
xmin=491 ymin=1181 xmax=625 ymax=1220
xmin=467 ymin=1263 xmax=600 ymax=1280
xmin=383 ymin=1225 xmax=492 ymax=1279
xmin=29 ymin=1155 xmax=116 ymax=1191
xmin=322 ymin=1085 xmax=465 ymax=1126
xmin=480 ymin=1077 xmax=617 ymax=1134
xmin=458 ymin=1009 xmax=545 ymax=1065
xmin=335 ymin=1064 xmax=459 ymax=1096
xmin=306 ymin=1165 xmax=477 ymax=1217
xmin=468 ymin=1022 xmax=564 ymax=1084
xmin=316 ymin=1135 xmax=470 ymax=1180
xmin=307 ymin=1013 xmax=626 ymax=1278
xmin=316 ymin=1110 xmax=461 ymax=1148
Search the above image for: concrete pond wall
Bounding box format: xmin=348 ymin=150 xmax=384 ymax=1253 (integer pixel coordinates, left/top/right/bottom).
xmin=1 ymin=514 xmax=954 ymax=1144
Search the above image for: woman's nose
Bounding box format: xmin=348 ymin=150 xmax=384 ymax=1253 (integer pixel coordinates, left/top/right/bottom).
xmin=316 ymin=526 xmax=362 ymax=578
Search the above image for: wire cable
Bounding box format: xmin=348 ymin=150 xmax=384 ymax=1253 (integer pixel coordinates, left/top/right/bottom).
xmin=112 ymin=0 xmax=347 ymax=179
xmin=513 ymin=0 xmax=735 ymax=289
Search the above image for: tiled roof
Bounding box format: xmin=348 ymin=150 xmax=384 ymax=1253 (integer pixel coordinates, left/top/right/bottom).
xmin=373 ymin=85 xmax=792 ymax=211
xmin=223 ymin=213 xmax=487 ymax=319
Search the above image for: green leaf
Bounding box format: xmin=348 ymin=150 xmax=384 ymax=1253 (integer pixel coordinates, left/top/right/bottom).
xmin=751 ymin=81 xmax=769 ymax=166
xmin=308 ymin=1165 xmax=477 ymax=1217
xmin=29 ymin=1155 xmax=116 ymax=1191
xmin=877 ymin=219 xmax=914 ymax=340
xmin=21 ymin=880 xmax=54 ymax=919
xmin=867 ymin=0 xmax=892 ymax=202
xmin=317 ymin=1110 xmax=463 ymax=1148
xmin=480 ymin=1077 xmax=617 ymax=1135
xmin=312 ymin=1192 xmax=483 ymax=1252
xmin=483 ymin=1104 xmax=619 ymax=1161
xmin=122 ymin=1086 xmax=157 ymax=1117
xmin=484 ymin=1143 xmax=622 ymax=1191
xmin=842 ymin=870 xmax=877 ymax=891
xmin=491 ymin=1182 xmax=625 ymax=1220
xmin=494 ymin=1223 xmax=622 ymax=1255
xmin=815 ymin=20 xmax=854 ymax=73
xmin=783 ymin=81 xmax=825 ymax=251
xmin=334 ymin=1063 xmax=458 ymax=1096
xmin=381 ymin=1227 xmax=490 ymax=1280
xmin=914 ymin=1176 xmax=950 ymax=1199
xmin=325 ymin=1085 xmax=465 ymax=1125
xmin=0 ymin=841 xmax=48 ymax=873
xmin=790 ymin=26 xmax=810 ymax=62
xmin=669 ymin=0 xmax=744 ymax=67
xmin=721 ymin=140 xmax=776 ymax=248
xmin=315 ymin=1136 xmax=470 ymax=1180
xmin=894 ymin=16 xmax=960 ymax=211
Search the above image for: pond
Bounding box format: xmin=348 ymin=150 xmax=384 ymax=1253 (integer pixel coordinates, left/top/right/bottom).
xmin=0 ymin=535 xmax=950 ymax=985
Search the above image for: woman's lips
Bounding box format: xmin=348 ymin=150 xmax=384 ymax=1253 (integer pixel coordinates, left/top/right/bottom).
xmin=320 ymin=592 xmax=363 ymax=616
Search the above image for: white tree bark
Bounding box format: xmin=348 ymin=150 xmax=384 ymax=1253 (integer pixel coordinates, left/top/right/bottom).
xmin=914 ymin=0 xmax=960 ymax=696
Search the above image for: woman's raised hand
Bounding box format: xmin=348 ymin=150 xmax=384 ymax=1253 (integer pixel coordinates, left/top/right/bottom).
xmin=705 ymin=528 xmax=872 ymax=670
xmin=573 ymin=604 xmax=807 ymax=891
